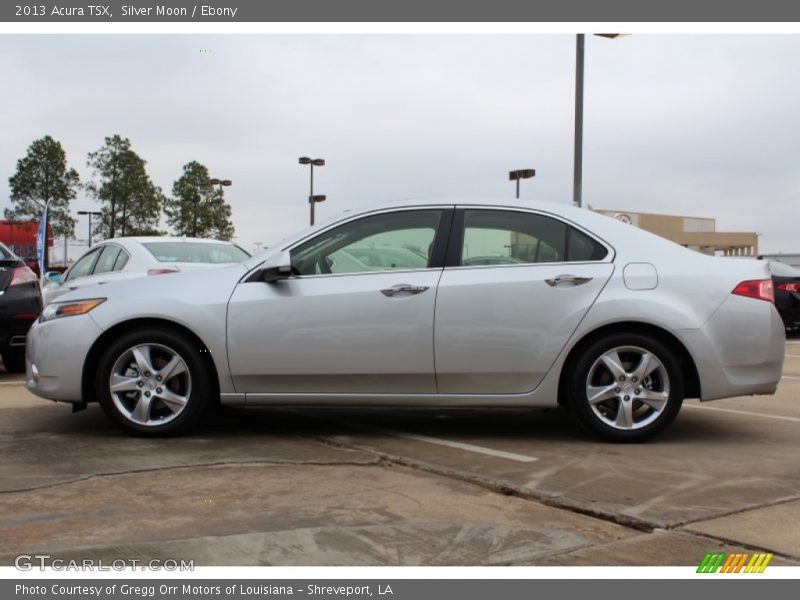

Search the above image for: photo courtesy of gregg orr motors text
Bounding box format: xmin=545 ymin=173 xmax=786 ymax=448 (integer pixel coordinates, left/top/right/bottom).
xmin=15 ymin=585 xmax=392 ymax=597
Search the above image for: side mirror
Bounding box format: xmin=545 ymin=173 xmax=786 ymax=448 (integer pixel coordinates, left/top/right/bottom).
xmin=44 ymin=271 xmax=62 ymax=284
xmin=260 ymin=250 xmax=292 ymax=283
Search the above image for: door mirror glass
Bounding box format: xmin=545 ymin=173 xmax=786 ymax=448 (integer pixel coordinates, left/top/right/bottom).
xmin=261 ymin=250 xmax=292 ymax=283
xmin=44 ymin=271 xmax=62 ymax=284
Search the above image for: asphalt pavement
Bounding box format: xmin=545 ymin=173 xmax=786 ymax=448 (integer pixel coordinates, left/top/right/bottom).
xmin=0 ymin=339 xmax=798 ymax=566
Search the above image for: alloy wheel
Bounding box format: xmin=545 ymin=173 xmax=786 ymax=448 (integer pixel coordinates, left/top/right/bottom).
xmin=108 ymin=343 xmax=192 ymax=427
xmin=585 ymin=345 xmax=670 ymax=431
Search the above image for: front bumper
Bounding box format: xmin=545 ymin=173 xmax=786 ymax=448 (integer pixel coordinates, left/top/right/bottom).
xmin=26 ymin=314 xmax=103 ymax=403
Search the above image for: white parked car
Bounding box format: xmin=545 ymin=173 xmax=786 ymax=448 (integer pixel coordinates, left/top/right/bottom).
xmin=26 ymin=199 xmax=785 ymax=441
xmin=42 ymin=236 xmax=250 ymax=305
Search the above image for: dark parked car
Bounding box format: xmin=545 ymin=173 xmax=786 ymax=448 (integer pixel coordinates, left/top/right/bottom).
xmin=0 ymin=242 xmax=42 ymax=372
xmin=767 ymin=261 xmax=800 ymax=331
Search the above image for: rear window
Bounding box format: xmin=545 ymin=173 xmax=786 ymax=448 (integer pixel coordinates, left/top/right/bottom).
xmin=143 ymin=242 xmax=250 ymax=264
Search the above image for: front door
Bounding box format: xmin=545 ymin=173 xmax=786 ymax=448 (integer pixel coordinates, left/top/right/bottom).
xmin=227 ymin=208 xmax=452 ymax=395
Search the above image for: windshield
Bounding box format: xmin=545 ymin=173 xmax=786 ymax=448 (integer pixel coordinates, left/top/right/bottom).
xmin=143 ymin=242 xmax=250 ymax=264
xmin=769 ymin=261 xmax=800 ymax=277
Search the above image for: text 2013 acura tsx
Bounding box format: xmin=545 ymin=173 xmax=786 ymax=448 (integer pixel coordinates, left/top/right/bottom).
xmin=25 ymin=199 xmax=785 ymax=441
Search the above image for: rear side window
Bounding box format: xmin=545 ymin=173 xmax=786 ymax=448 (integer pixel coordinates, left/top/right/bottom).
xmin=459 ymin=209 xmax=607 ymax=266
xmin=93 ymin=246 xmax=122 ymax=274
xmin=112 ymin=250 xmax=130 ymax=271
xmin=143 ymin=242 xmax=250 ymax=263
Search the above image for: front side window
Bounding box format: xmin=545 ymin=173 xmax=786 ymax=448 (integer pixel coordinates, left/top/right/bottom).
xmin=291 ymin=210 xmax=443 ymax=276
xmin=460 ymin=209 xmax=607 ymax=266
xmin=65 ymin=248 xmax=101 ymax=281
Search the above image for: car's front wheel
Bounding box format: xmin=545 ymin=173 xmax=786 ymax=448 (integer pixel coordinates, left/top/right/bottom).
xmin=566 ymin=333 xmax=684 ymax=442
xmin=96 ymin=328 xmax=212 ymax=436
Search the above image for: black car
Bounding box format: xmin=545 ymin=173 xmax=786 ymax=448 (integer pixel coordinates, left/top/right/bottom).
xmin=767 ymin=260 xmax=800 ymax=331
xmin=0 ymin=242 xmax=42 ymax=373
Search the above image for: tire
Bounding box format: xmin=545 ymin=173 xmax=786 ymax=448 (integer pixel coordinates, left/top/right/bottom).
xmin=566 ymin=332 xmax=684 ymax=442
xmin=95 ymin=328 xmax=212 ymax=436
xmin=2 ymin=349 xmax=26 ymax=374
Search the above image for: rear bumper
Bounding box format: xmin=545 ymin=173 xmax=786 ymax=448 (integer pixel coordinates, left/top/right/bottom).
xmin=682 ymin=295 xmax=785 ymax=401
xmin=0 ymin=281 xmax=41 ymax=353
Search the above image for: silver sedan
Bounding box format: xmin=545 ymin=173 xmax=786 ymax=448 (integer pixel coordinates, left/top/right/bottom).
xmin=25 ymin=199 xmax=785 ymax=441
xmin=42 ymin=236 xmax=251 ymax=305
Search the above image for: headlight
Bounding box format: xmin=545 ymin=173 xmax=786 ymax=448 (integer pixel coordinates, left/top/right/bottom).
xmin=40 ymin=298 xmax=106 ymax=322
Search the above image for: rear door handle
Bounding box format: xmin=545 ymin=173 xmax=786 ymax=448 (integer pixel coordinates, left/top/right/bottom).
xmin=381 ymin=284 xmax=430 ymax=297
xmin=545 ymin=275 xmax=593 ymax=287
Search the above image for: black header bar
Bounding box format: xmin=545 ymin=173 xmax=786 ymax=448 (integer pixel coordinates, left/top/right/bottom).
xmin=3 ymin=0 xmax=800 ymax=23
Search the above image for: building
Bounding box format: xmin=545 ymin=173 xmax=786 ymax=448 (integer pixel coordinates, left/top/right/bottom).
xmin=592 ymin=208 xmax=758 ymax=256
xmin=0 ymin=220 xmax=54 ymax=262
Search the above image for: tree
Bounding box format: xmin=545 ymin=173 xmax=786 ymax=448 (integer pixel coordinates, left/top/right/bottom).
xmin=165 ymin=161 xmax=235 ymax=240
xmin=5 ymin=135 xmax=80 ymax=238
xmin=86 ymin=135 xmax=164 ymax=238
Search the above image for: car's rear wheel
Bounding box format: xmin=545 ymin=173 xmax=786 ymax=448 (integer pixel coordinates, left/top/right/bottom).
xmin=96 ymin=328 xmax=211 ymax=436
xmin=2 ymin=349 xmax=26 ymax=374
xmin=566 ymin=333 xmax=684 ymax=442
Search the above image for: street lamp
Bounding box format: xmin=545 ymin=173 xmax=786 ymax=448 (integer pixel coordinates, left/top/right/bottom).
xmin=573 ymin=34 xmax=625 ymax=208
xmin=508 ymin=169 xmax=536 ymax=199
xmin=77 ymin=210 xmax=102 ymax=247
xmin=209 ymin=178 xmax=232 ymax=193
xmin=298 ymin=157 xmax=326 ymax=225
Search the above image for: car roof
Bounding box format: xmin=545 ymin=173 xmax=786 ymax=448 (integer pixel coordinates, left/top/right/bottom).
xmin=104 ymin=236 xmax=236 ymax=245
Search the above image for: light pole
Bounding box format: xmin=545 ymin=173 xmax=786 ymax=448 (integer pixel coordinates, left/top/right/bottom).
xmin=298 ymin=157 xmax=326 ymax=225
xmin=573 ymin=33 xmax=625 ymax=209
xmin=77 ymin=210 xmax=102 ymax=247
xmin=210 ymin=178 xmax=232 ymax=195
xmin=509 ymin=169 xmax=536 ymax=198
xmin=254 ymin=241 xmax=263 ymax=253
xmin=207 ymin=178 xmax=232 ymax=238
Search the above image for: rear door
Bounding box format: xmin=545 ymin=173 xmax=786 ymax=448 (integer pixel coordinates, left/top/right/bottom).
xmin=434 ymin=207 xmax=614 ymax=394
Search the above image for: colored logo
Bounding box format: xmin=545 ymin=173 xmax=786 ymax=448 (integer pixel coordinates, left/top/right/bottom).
xmin=697 ymin=552 xmax=772 ymax=573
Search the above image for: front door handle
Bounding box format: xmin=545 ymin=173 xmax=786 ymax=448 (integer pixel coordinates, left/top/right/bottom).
xmin=545 ymin=275 xmax=593 ymax=287
xmin=381 ymin=284 xmax=430 ymax=297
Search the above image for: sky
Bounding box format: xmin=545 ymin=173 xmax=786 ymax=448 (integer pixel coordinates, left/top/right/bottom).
xmin=1 ymin=34 xmax=799 ymax=256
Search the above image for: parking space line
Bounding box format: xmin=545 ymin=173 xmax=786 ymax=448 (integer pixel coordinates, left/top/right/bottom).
xmin=356 ymin=424 xmax=539 ymax=462
xmin=785 ymin=354 xmax=800 ymax=358
xmin=0 ymin=381 xmax=25 ymax=387
xmin=685 ymin=404 xmax=800 ymax=423
xmin=782 ymin=375 xmax=800 ymax=380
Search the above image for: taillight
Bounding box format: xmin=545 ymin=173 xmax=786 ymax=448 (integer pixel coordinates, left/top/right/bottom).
xmin=9 ymin=266 xmax=37 ymax=287
xmin=147 ymin=268 xmax=179 ymax=276
xmin=732 ymin=279 xmax=774 ymax=303
xmin=777 ymin=282 xmax=800 ymax=293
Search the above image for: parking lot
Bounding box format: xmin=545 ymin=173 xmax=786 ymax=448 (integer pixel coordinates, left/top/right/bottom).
xmin=1 ymin=338 xmax=798 ymax=567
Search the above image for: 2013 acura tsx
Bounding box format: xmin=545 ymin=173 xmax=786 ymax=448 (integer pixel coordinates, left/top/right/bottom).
xmin=25 ymin=199 xmax=785 ymax=441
